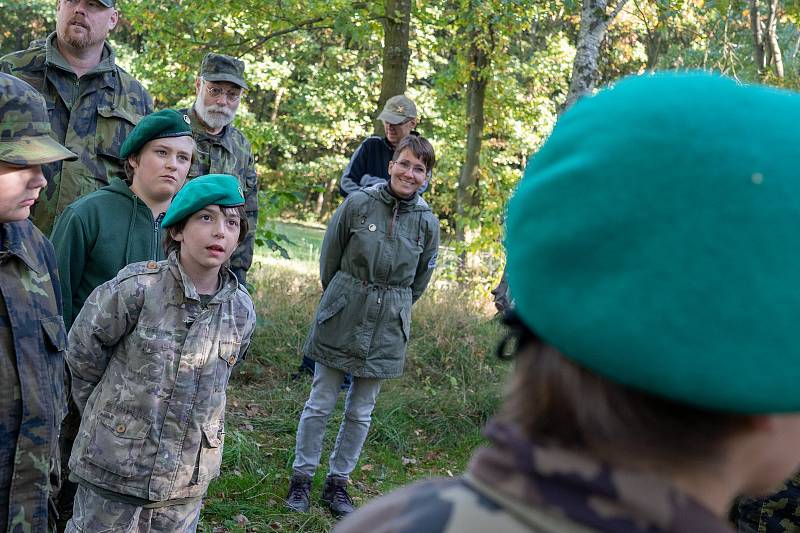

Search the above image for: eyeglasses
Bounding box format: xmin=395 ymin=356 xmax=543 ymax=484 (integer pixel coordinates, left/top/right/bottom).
xmin=392 ymin=159 xmax=427 ymax=178
xmin=204 ymin=84 xmax=244 ymax=102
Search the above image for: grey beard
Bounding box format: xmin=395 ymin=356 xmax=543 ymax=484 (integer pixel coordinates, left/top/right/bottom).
xmin=195 ymin=101 xmax=234 ymax=131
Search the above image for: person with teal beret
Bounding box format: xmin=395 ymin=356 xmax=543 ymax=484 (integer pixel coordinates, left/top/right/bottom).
xmin=336 ymin=72 xmax=800 ymax=533
xmin=64 ymin=173 xmax=255 ymax=532
xmin=50 ymin=108 xmax=195 ymax=526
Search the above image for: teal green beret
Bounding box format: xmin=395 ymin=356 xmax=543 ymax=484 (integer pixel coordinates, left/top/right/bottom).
xmin=506 ymin=72 xmax=800 ymax=414
xmin=120 ymin=109 xmax=192 ymax=159
xmin=162 ymin=174 xmax=244 ymax=228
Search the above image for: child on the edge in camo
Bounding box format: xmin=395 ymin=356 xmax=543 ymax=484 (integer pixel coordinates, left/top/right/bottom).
xmin=285 ymin=135 xmax=440 ymax=518
xmin=64 ymin=174 xmax=256 ymax=533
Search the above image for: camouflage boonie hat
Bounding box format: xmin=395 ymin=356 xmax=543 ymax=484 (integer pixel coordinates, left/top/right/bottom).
xmin=0 ymin=73 xmax=76 ymax=165
xmin=378 ymin=95 xmax=417 ymax=124
xmin=200 ymin=53 xmax=248 ymax=89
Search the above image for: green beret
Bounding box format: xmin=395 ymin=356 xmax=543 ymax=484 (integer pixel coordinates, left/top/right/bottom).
xmin=162 ymin=174 xmax=244 ymax=228
xmin=506 ymin=72 xmax=800 ymax=414
xmin=119 ymin=109 xmax=192 ymax=159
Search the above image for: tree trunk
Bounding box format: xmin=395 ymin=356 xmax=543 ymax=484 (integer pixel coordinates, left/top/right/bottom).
xmin=751 ymin=0 xmax=766 ymax=74
xmin=564 ymin=0 xmax=630 ymax=110
xmin=374 ymin=0 xmax=412 ymax=136
xmin=455 ymin=39 xmax=489 ymax=246
xmin=766 ymin=0 xmax=784 ymax=77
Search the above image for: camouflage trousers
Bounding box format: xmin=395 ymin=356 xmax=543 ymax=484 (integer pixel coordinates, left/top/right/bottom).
xmin=65 ymin=485 xmax=202 ymax=533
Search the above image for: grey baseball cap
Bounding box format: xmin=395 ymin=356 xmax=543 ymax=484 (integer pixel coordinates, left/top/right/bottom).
xmin=378 ymin=95 xmax=417 ymax=124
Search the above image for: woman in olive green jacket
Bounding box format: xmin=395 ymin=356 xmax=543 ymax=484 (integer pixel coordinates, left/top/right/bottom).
xmin=286 ymin=135 xmax=440 ymax=518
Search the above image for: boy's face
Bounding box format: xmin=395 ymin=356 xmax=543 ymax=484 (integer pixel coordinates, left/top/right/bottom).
xmin=0 ymin=163 xmax=47 ymax=223
xmin=129 ymin=136 xmax=194 ymax=204
xmin=172 ymin=205 xmax=241 ymax=276
xmin=388 ymin=148 xmax=427 ymax=198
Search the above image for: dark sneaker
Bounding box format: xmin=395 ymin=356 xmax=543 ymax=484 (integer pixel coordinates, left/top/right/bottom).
xmin=321 ymin=476 xmax=355 ymax=517
xmin=285 ymin=473 xmax=312 ymax=513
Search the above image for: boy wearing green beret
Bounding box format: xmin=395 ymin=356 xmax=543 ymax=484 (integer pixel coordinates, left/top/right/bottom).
xmin=64 ymin=174 xmax=255 ymax=532
xmin=49 ymin=108 xmax=195 ymax=527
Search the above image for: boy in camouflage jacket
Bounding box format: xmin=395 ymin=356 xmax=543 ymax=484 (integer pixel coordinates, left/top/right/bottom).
xmin=0 ymin=72 xmax=76 ymax=533
xmin=65 ymin=174 xmax=256 ymax=532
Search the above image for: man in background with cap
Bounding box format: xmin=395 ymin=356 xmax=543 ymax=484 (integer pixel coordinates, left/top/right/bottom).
xmin=0 ymin=72 xmax=77 ymax=533
xmin=0 ymin=0 xmax=153 ymax=236
xmin=339 ymin=94 xmax=425 ymax=197
xmin=179 ymin=52 xmax=259 ymax=286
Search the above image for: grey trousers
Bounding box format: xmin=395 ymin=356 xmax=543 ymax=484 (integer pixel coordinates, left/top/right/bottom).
xmin=65 ymin=485 xmax=202 ymax=533
xmin=293 ymin=363 xmax=383 ymax=479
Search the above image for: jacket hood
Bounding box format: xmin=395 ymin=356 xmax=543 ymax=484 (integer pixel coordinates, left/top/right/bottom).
xmin=363 ymin=183 xmax=431 ymax=212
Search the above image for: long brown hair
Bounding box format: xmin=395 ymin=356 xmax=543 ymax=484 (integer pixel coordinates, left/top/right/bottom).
xmin=497 ymin=312 xmax=753 ymax=469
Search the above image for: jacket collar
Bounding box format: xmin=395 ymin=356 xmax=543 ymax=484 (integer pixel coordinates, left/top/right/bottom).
xmin=166 ymin=251 xmax=239 ymax=303
xmin=467 ymin=421 xmax=734 ymax=533
xmin=45 ymin=32 xmax=116 ymax=79
xmin=186 ymin=106 xmax=237 ymax=154
xmin=0 ymin=221 xmax=47 ymax=275
xmin=366 ymin=183 xmax=430 ymax=212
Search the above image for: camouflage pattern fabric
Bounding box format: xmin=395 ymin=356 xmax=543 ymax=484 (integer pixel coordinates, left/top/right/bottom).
xmin=734 ymin=474 xmax=800 ymax=532
xmin=336 ymin=421 xmax=736 ymax=533
xmin=179 ymin=106 xmax=258 ymax=285
xmin=0 ymin=33 xmax=153 ymax=235
xmin=66 ymin=252 xmax=255 ymax=502
xmin=65 ymin=484 xmax=201 ymax=533
xmin=0 ymin=219 xmax=68 ymax=533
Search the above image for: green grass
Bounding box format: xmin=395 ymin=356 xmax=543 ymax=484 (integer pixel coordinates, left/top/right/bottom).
xmin=197 ymin=259 xmax=510 ymax=532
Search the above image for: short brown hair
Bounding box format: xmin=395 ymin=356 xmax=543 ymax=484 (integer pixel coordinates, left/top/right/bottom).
xmin=123 ymin=140 xmax=197 ymax=184
xmin=162 ymin=204 xmax=249 ymax=259
xmin=393 ymin=135 xmax=435 ymax=172
xmin=497 ymin=313 xmax=753 ymax=470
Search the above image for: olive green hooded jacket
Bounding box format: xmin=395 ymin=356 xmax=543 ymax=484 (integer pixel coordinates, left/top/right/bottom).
xmin=303 ymin=184 xmax=440 ymax=379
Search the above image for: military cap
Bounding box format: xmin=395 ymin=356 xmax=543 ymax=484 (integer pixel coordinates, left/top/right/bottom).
xmin=506 ymin=72 xmax=800 ymax=414
xmin=162 ymin=174 xmax=244 ymax=228
xmin=378 ymin=95 xmax=417 ymax=124
xmin=98 ymin=0 xmax=115 ymax=6
xmin=0 ymin=73 xmax=77 ymax=165
xmin=119 ymin=109 xmax=192 ymax=159
xmin=200 ymin=53 xmax=248 ymax=90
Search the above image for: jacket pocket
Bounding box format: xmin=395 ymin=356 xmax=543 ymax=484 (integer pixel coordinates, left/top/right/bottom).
xmin=41 ymin=316 xmax=67 ymax=422
xmin=317 ymin=294 xmax=347 ymax=324
xmin=196 ymin=421 xmax=223 ymax=484
xmin=96 ymin=105 xmax=142 ymax=180
xmin=215 ymin=340 xmax=241 ymax=392
xmin=84 ymin=406 xmax=152 ymax=477
xmin=400 ymin=305 xmax=411 ymax=344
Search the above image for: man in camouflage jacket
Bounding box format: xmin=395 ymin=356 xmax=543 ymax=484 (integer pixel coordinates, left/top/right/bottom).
xmin=0 ymin=72 xmax=77 ymax=533
xmin=0 ymin=0 xmax=153 ymax=236
xmin=179 ymin=53 xmax=258 ymax=285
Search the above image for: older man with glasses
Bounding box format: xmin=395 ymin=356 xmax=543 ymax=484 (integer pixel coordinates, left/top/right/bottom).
xmin=180 ymin=52 xmax=258 ymax=286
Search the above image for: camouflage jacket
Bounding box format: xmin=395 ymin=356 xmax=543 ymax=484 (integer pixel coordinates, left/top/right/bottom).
xmin=303 ymin=184 xmax=439 ymax=379
xmin=66 ymin=252 xmax=255 ymax=502
xmin=179 ymin=106 xmax=258 ymax=285
xmin=734 ymin=473 xmax=800 ymax=532
xmin=0 ymin=33 xmax=153 ymax=235
xmin=336 ymin=421 xmax=736 ymax=533
xmin=0 ymin=220 xmax=67 ymax=533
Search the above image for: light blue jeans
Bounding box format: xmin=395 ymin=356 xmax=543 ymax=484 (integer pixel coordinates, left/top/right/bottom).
xmin=293 ymin=363 xmax=383 ymax=479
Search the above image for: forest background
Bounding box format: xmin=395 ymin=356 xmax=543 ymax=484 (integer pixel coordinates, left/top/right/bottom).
xmin=3 ymin=1 xmax=799 ymax=531
xmin=7 ymin=0 xmax=800 ymax=286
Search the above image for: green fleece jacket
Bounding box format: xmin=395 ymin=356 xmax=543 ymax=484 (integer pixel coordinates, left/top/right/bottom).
xmin=51 ymin=178 xmax=165 ymax=329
